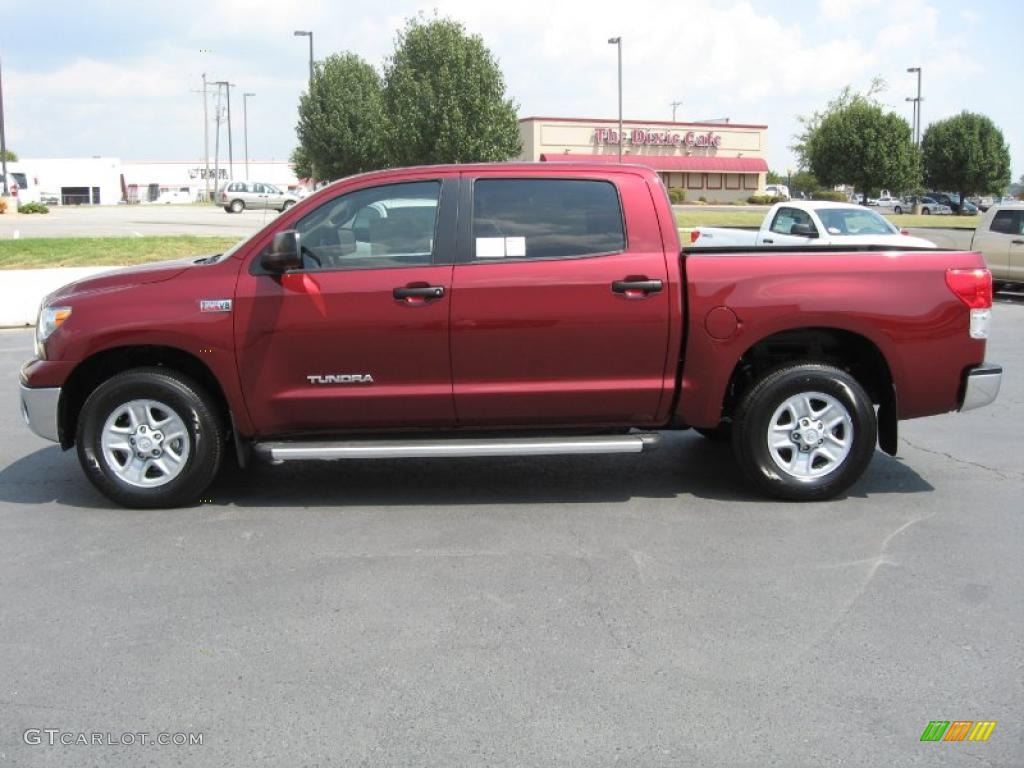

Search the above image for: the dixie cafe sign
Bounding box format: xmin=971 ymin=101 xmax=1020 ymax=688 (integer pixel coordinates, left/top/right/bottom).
xmin=595 ymin=127 xmax=722 ymax=148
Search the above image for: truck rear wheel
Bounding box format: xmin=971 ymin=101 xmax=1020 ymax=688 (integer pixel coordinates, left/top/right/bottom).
xmin=76 ymin=368 xmax=225 ymax=508
xmin=731 ymin=363 xmax=876 ymax=501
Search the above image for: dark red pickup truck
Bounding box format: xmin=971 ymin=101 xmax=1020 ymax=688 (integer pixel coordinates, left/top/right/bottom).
xmin=19 ymin=163 xmax=1001 ymax=507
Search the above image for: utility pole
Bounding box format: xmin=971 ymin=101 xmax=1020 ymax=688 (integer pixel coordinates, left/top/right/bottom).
xmin=671 ymin=100 xmax=683 ymax=122
xmin=906 ymin=66 xmax=922 ymax=147
xmin=201 ymin=73 xmax=210 ymax=201
xmin=212 ymin=82 xmax=223 ymax=200
xmin=608 ymin=37 xmax=622 ymax=162
xmin=0 ymin=56 xmax=9 ymax=196
xmin=243 ymin=93 xmax=254 ymax=180
xmin=225 ymin=83 xmax=234 ymax=180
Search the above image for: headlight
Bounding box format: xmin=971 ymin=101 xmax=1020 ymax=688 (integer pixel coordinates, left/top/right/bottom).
xmin=35 ymin=305 xmax=72 ymax=358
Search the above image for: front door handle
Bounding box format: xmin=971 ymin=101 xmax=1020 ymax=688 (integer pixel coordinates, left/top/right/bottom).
xmin=762 ymin=238 xmax=774 ymax=244
xmin=1012 ymin=239 xmax=1024 ymax=245
xmin=393 ymin=285 xmax=445 ymax=301
xmin=611 ymin=279 xmax=663 ymax=295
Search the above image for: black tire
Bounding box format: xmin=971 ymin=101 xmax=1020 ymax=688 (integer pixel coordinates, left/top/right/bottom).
xmin=230 ymin=199 xmax=244 ymax=213
xmin=894 ymin=206 xmax=903 ymax=215
xmin=76 ymin=368 xmax=225 ymax=508
xmin=922 ymin=207 xmax=931 ymax=215
xmin=223 ymin=206 xmax=232 ymax=213
xmin=282 ymin=200 xmax=295 ymax=211
xmin=731 ymin=363 xmax=877 ymax=501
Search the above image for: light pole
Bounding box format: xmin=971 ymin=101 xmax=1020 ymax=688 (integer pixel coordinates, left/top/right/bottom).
xmin=671 ymin=100 xmax=683 ymax=122
xmin=608 ymin=37 xmax=622 ymax=162
xmin=906 ymin=66 xmax=922 ymax=146
xmin=0 ymin=56 xmax=9 ymax=196
xmin=294 ymin=30 xmax=313 ymax=84
xmin=294 ymin=30 xmax=315 ymax=182
xmin=243 ymin=92 xmax=254 ymax=181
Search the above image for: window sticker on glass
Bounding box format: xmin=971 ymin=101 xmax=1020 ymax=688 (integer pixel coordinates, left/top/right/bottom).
xmin=505 ymin=237 xmax=526 ymax=257
xmin=476 ymin=237 xmax=506 ymax=258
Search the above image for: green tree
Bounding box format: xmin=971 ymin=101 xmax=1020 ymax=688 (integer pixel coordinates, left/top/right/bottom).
xmin=790 ymin=170 xmax=820 ymax=196
xmin=290 ymin=145 xmax=312 ymax=181
xmin=791 ymin=78 xmax=886 ymax=170
xmin=0 ymin=149 xmax=17 ymax=162
xmin=804 ymin=95 xmax=919 ymax=203
xmin=766 ymin=170 xmax=783 ymax=184
xmin=295 ymin=52 xmax=388 ymax=181
xmin=922 ymin=112 xmax=1011 ymax=213
xmin=383 ymin=15 xmax=521 ymax=166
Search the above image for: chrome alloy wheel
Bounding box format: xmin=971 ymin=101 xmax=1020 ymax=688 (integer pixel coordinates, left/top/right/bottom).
xmin=100 ymin=399 xmax=191 ymax=488
xmin=766 ymin=391 xmax=853 ymax=480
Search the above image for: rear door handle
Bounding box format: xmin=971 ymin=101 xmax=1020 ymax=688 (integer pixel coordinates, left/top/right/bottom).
xmin=611 ymin=279 xmax=663 ymax=294
xmin=393 ymin=285 xmax=445 ymax=300
xmin=1012 ymin=239 xmax=1024 ymax=245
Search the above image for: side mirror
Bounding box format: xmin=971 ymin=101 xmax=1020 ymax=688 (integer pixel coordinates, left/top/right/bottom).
xmin=791 ymin=223 xmax=818 ymax=238
xmin=262 ymin=230 xmax=301 ymax=273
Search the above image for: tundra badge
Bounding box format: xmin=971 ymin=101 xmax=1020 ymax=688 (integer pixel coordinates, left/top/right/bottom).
xmin=307 ymin=374 xmax=375 ymax=384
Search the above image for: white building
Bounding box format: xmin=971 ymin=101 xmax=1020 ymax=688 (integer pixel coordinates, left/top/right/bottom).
xmin=17 ymin=157 xmax=300 ymax=205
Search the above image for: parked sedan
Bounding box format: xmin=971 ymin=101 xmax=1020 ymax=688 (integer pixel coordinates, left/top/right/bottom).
xmin=220 ymin=181 xmax=299 ymax=213
xmin=903 ymin=196 xmax=952 ymax=215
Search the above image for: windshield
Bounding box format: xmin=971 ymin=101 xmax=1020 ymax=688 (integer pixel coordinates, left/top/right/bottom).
xmin=815 ymin=207 xmax=899 ymax=236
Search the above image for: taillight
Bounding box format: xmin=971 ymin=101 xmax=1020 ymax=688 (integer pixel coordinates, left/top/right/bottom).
xmin=946 ymin=268 xmax=992 ymax=339
xmin=946 ymin=268 xmax=992 ymax=308
xmin=690 ymin=229 xmax=701 ymax=243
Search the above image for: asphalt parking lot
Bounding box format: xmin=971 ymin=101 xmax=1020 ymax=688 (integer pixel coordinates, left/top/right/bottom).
xmin=0 ymin=204 xmax=279 ymax=239
xmin=1 ymin=301 xmax=1021 ymax=767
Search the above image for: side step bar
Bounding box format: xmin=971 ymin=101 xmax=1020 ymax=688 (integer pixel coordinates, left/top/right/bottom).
xmin=254 ymin=433 xmax=661 ymax=463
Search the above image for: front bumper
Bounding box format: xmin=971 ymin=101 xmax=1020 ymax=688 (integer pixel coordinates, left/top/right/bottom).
xmin=20 ymin=385 xmax=61 ymax=443
xmin=960 ymin=363 xmax=1002 ymax=412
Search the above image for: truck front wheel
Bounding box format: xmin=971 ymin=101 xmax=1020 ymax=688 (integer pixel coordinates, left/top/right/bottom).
xmin=731 ymin=364 xmax=877 ymax=501
xmin=75 ymin=368 xmax=225 ymax=508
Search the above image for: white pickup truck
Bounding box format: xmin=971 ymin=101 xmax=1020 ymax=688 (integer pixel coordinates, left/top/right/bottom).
xmin=969 ymin=203 xmax=1024 ymax=284
xmin=690 ymin=201 xmax=937 ymax=249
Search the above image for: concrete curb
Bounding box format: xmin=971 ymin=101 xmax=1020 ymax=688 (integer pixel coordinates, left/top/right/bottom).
xmin=0 ymin=267 xmax=119 ymax=327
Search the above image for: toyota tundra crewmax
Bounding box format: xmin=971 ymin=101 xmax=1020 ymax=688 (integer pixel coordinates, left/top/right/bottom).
xmin=19 ymin=163 xmax=1002 ymax=508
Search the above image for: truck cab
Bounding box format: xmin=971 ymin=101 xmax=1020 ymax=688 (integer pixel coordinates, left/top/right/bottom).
xmin=970 ymin=203 xmax=1024 ymax=283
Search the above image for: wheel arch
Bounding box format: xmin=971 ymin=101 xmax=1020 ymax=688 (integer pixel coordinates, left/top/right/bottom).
xmin=59 ymin=345 xmax=233 ymax=451
xmin=719 ymin=326 xmax=898 ymax=455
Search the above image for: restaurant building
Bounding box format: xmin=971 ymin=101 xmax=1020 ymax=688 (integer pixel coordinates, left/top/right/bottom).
xmin=518 ymin=116 xmax=769 ymax=203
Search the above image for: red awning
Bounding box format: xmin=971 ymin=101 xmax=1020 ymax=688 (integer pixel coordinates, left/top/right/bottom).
xmin=539 ymin=153 xmax=768 ymax=173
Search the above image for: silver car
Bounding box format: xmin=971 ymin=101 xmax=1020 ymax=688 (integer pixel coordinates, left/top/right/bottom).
xmin=220 ymin=181 xmax=298 ymax=213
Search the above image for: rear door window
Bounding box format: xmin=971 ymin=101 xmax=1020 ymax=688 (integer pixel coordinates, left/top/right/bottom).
xmin=990 ymin=210 xmax=1024 ymax=235
xmin=470 ymin=178 xmax=625 ymax=260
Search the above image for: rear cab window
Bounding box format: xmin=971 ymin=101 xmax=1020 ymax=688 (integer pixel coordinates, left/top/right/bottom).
xmin=469 ymin=178 xmax=625 ymax=261
xmin=770 ymin=207 xmax=816 ymax=236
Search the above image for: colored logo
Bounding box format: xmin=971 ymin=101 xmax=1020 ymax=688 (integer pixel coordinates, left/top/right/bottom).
xmin=920 ymin=721 xmax=996 ymax=742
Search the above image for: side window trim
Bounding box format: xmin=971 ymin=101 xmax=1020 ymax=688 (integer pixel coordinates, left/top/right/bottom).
xmin=456 ymin=175 xmax=628 ymax=265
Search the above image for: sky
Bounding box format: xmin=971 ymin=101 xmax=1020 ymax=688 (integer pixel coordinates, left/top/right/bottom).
xmin=1 ymin=0 xmax=1021 ymax=180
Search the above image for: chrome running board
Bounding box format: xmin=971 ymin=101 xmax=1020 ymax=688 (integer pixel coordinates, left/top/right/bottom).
xmin=254 ymin=433 xmax=661 ymax=463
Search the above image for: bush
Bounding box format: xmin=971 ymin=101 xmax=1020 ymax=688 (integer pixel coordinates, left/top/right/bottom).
xmin=732 ymin=199 xmax=748 ymax=206
xmin=18 ymin=202 xmax=50 ymax=214
xmin=747 ymin=194 xmax=782 ymax=205
xmin=667 ymin=188 xmax=686 ymax=204
xmin=810 ymin=190 xmax=847 ymax=202
xmin=698 ymin=196 xmax=707 ymax=203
